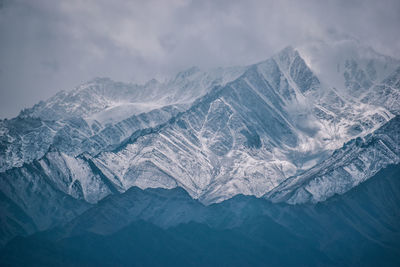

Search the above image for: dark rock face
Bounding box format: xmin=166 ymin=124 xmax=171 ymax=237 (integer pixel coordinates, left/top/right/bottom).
xmin=1 ymin=164 xmax=399 ymax=266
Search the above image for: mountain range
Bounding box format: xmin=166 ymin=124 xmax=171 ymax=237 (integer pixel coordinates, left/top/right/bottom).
xmin=0 ymin=40 xmax=399 ymax=265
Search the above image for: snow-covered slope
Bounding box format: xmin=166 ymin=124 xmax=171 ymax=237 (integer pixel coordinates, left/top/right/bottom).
xmin=81 ymin=46 xmax=395 ymax=204
xmin=22 ymin=66 xmax=246 ymax=122
xmin=0 ymin=105 xmax=184 ymax=172
xmin=0 ymin=158 xmax=91 ymax=245
xmin=0 ymin=44 xmax=399 ymax=205
xmin=0 ymin=67 xmax=246 ymax=172
xmin=361 ymin=66 xmax=400 ymax=115
xmin=0 ymin=43 xmax=399 ymax=246
xmin=298 ymin=39 xmax=400 ymax=95
xmin=266 ymin=116 xmax=400 ymax=203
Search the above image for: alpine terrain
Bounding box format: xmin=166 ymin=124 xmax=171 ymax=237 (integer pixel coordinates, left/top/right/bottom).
xmin=0 ymin=40 xmax=400 ymax=266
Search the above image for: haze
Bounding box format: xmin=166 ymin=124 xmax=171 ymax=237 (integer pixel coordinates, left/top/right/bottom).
xmin=0 ymin=0 xmax=399 ymax=118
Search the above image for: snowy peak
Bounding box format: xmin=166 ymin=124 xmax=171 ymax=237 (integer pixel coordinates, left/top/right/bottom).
xmin=297 ymin=39 xmax=400 ymax=96
xmin=273 ymin=46 xmax=298 ymax=70
xmin=266 ymin=115 xmax=400 ymax=204
xmin=1 ymin=44 xmax=399 ymax=207
xmin=75 ymin=46 xmax=393 ymax=204
xmin=21 ymin=66 xmax=247 ymax=123
xmin=20 ymin=77 xmax=140 ymax=121
xmin=0 ymin=65 xmax=247 ymax=172
xmin=2 ymin=43 xmax=400 ymax=254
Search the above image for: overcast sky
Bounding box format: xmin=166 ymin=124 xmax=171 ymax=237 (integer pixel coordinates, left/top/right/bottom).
xmin=0 ymin=0 xmax=399 ymax=118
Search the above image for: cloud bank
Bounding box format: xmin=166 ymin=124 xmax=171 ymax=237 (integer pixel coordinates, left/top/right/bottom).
xmin=1 ymin=0 xmax=399 ymax=118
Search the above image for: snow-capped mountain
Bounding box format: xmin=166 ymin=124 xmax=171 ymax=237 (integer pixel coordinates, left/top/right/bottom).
xmin=266 ymin=116 xmax=400 ymax=203
xmin=0 ymin=66 xmax=246 ymax=172
xmin=0 ymin=43 xmax=399 ymax=246
xmin=85 ymin=46 xmax=395 ymax=204
xmin=297 ymin=39 xmax=400 ymax=96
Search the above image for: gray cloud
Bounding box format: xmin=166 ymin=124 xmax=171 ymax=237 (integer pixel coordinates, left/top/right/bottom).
xmin=0 ymin=0 xmax=399 ymax=118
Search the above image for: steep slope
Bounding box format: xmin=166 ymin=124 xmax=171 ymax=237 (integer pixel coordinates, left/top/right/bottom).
xmin=0 ymin=67 xmax=246 ymax=172
xmin=0 ymin=160 xmax=91 ymax=245
xmin=0 ymin=45 xmax=399 ymax=247
xmin=361 ymin=66 xmax=400 ymax=115
xmin=1 ymin=108 xmax=396 ymax=247
xmin=266 ymin=116 xmax=400 ymax=203
xmin=298 ymin=39 xmax=400 ymax=97
xmin=87 ymin=46 xmax=393 ymax=204
xmin=2 ymin=164 xmax=399 ymax=266
xmin=0 ymin=191 xmax=37 ymax=247
xmin=0 ymin=97 xmax=184 ymax=172
xmin=0 ymin=45 xmax=396 ymax=210
xmin=60 ymin=186 xmax=207 ymax=238
xmin=23 ymin=66 xmax=246 ymax=121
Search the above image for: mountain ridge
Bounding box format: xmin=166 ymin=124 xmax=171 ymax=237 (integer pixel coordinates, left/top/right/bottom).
xmin=0 ymin=43 xmax=400 ymax=246
xmin=2 ymin=163 xmax=399 ymax=266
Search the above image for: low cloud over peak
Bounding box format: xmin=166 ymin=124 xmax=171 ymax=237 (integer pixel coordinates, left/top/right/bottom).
xmin=1 ymin=0 xmax=399 ymax=118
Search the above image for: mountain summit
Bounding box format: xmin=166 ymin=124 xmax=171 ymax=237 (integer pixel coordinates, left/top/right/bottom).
xmin=0 ymin=44 xmax=399 ymax=247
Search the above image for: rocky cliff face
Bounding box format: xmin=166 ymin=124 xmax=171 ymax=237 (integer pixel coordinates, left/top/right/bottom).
xmin=0 ymin=67 xmax=246 ymax=173
xmin=266 ymin=116 xmax=400 ymax=203
xmin=0 ymin=43 xmax=399 ymax=246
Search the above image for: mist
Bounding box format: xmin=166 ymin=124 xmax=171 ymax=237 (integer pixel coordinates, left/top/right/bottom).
xmin=1 ymin=0 xmax=399 ymax=118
